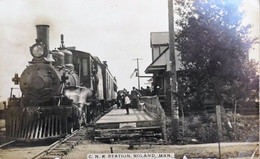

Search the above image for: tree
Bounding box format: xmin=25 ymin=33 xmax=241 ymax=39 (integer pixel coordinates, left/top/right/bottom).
xmin=175 ymin=0 xmax=258 ymax=111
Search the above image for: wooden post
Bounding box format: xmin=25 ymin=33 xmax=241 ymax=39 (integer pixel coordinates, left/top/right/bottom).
xmin=234 ymin=99 xmax=237 ymax=140
xmin=216 ymin=105 xmax=222 ymax=159
xmin=137 ymin=58 xmax=140 ymax=90
xmin=132 ymin=58 xmax=142 ymax=90
xmin=168 ymin=0 xmax=179 ymax=141
xmin=181 ymin=105 xmax=184 ymax=139
xmin=258 ymin=49 xmax=260 ymax=156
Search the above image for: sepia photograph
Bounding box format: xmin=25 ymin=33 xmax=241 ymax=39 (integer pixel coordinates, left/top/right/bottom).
xmin=0 ymin=0 xmax=259 ymax=158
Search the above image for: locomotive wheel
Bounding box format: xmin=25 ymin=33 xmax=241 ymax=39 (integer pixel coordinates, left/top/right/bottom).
xmin=67 ymin=117 xmax=74 ymax=134
xmin=73 ymin=119 xmax=80 ymax=130
xmin=73 ymin=113 xmax=85 ymax=130
xmin=67 ymin=122 xmax=73 ymax=134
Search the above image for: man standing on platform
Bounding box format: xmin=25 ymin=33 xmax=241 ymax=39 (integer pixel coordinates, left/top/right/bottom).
xmin=124 ymin=93 xmax=131 ymax=114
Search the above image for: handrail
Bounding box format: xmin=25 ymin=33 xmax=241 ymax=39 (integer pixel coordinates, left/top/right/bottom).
xmin=140 ymin=96 xmax=167 ymax=142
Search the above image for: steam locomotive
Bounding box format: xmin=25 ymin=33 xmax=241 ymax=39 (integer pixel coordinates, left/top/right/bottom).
xmin=4 ymin=25 xmax=117 ymax=141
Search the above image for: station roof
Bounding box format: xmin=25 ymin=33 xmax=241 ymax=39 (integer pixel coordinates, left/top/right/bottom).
xmin=145 ymin=47 xmax=168 ymax=73
xmin=146 ymin=32 xmax=182 ymax=74
xmin=150 ymin=32 xmax=169 ymax=47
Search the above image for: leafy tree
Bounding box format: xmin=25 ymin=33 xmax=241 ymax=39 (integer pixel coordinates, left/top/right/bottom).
xmin=175 ymin=0 xmax=258 ymax=111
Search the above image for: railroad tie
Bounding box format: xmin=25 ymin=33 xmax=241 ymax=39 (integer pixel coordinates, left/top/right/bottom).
xmin=52 ymin=148 xmax=71 ymax=155
xmin=34 ymin=126 xmax=87 ymax=159
xmin=64 ymin=141 xmax=79 ymax=147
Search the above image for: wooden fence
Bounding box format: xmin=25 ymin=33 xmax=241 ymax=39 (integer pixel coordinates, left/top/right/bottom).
xmin=140 ymin=96 xmax=167 ymax=142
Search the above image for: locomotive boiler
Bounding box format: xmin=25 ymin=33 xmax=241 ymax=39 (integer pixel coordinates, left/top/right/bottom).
xmin=4 ymin=25 xmax=117 ymax=141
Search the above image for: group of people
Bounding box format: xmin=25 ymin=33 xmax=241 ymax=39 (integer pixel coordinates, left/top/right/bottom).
xmin=116 ymin=87 xmax=141 ymax=114
xmin=139 ymin=86 xmax=153 ymax=96
xmin=116 ymin=86 xmax=159 ymax=114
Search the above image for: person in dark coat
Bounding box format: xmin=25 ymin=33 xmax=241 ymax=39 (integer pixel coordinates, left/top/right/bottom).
xmin=130 ymin=87 xmax=141 ymax=108
xmin=116 ymin=92 xmax=122 ymax=108
xmin=146 ymin=86 xmax=152 ymax=96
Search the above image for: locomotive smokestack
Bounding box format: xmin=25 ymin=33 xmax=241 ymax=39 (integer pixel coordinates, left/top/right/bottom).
xmin=36 ymin=25 xmax=49 ymax=50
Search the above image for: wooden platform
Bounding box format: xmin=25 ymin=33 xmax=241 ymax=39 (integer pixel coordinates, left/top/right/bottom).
xmin=93 ymin=108 xmax=162 ymax=139
xmin=96 ymin=108 xmax=154 ymax=124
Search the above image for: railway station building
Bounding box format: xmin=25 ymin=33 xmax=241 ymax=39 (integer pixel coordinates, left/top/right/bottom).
xmin=145 ymin=32 xmax=258 ymax=115
xmin=145 ymin=32 xmax=182 ymax=115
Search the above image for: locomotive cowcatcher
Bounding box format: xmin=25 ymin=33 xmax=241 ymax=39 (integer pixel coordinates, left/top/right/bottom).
xmin=4 ymin=25 xmax=117 ymax=141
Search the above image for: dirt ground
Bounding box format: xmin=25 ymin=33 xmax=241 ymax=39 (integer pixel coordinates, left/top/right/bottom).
xmin=0 ymin=140 xmax=258 ymax=159
xmin=65 ymin=141 xmax=259 ymax=159
xmin=0 ymin=115 xmax=259 ymax=159
xmin=0 ymin=145 xmax=49 ymax=159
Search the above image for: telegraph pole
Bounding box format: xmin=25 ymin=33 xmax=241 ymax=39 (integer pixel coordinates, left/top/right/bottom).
xmin=133 ymin=58 xmax=142 ymax=90
xmin=259 ymin=35 xmax=260 ymax=157
xmin=168 ymin=0 xmax=179 ymax=141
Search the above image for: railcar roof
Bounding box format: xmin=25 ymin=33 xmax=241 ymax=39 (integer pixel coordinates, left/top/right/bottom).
xmin=69 ymin=49 xmax=91 ymax=56
xmin=93 ymin=56 xmax=102 ymax=64
xmin=69 ymin=48 xmax=117 ymax=83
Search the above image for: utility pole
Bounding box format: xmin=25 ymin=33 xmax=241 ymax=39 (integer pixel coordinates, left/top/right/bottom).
xmin=168 ymin=0 xmax=179 ymax=141
xmin=258 ymin=37 xmax=260 ymax=157
xmin=133 ymin=58 xmax=142 ymax=90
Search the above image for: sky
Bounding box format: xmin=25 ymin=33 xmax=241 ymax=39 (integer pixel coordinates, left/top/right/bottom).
xmin=0 ymin=0 xmax=259 ymax=101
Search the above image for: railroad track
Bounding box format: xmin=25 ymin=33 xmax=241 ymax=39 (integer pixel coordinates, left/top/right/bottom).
xmin=0 ymin=140 xmax=16 ymax=148
xmin=32 ymin=127 xmax=86 ymax=159
xmin=0 ymin=111 xmax=106 ymax=159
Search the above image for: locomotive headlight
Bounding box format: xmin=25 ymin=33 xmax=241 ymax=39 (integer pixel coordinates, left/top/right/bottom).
xmin=30 ymin=44 xmax=46 ymax=58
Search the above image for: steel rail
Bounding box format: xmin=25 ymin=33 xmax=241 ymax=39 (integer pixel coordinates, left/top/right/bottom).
xmin=0 ymin=140 xmax=16 ymax=149
xmin=31 ymin=128 xmax=81 ymax=159
xmin=250 ymin=146 xmax=258 ymax=159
